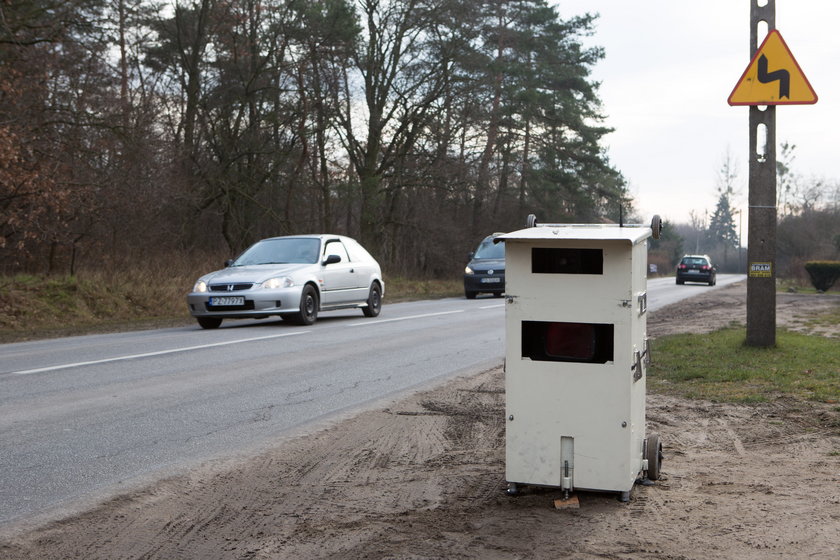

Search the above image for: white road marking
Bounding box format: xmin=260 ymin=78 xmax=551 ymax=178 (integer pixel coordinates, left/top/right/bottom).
xmin=347 ymin=309 xmax=465 ymax=327
xmin=12 ymin=331 xmax=310 ymax=375
xmin=10 ymin=303 xmax=505 ymax=376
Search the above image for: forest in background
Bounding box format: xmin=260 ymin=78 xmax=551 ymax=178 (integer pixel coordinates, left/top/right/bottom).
xmin=1 ymin=0 xmax=630 ymax=278
xmin=2 ymin=1 xmax=837 ymax=283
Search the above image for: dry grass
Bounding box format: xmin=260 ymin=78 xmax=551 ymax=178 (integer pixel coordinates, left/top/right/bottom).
xmin=382 ymin=276 xmax=462 ymax=301
xmin=0 ymin=263 xmax=463 ymax=342
xmin=0 ymin=270 xmax=195 ymax=342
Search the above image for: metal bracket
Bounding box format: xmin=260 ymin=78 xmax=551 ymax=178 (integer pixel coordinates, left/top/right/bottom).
xmin=631 ymin=341 xmax=650 ymax=382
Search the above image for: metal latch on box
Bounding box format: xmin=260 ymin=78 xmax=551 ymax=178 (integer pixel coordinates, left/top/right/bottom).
xmin=631 ymin=338 xmax=652 ymax=381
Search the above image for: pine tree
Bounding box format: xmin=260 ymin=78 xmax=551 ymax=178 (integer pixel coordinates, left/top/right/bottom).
xmin=706 ymin=153 xmax=739 ymax=250
xmin=706 ymin=194 xmax=738 ymax=250
xmin=701 ymin=153 xmax=740 ymax=273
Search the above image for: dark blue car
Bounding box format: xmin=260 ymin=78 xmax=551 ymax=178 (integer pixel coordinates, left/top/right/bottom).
xmin=464 ymin=233 xmax=505 ymax=299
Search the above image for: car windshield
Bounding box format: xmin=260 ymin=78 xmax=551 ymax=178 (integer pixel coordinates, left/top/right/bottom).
xmin=232 ymin=238 xmax=320 ymax=265
xmin=474 ymin=239 xmax=505 ymax=259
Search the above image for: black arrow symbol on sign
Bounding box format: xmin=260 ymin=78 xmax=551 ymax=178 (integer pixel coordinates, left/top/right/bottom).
xmin=757 ymin=54 xmax=790 ymax=99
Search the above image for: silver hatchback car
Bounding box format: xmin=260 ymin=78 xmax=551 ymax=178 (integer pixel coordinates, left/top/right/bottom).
xmin=187 ymin=235 xmax=384 ymax=329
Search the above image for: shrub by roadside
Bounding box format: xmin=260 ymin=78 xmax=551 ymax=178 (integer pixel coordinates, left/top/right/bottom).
xmin=804 ymin=260 xmax=840 ymax=292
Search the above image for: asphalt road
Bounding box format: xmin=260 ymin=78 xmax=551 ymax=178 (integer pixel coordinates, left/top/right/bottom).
xmin=646 ymin=273 xmax=744 ymax=309
xmin=0 ymin=274 xmax=744 ymax=529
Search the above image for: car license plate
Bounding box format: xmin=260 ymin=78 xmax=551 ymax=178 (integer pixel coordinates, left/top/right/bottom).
xmin=688 ymin=270 xmax=700 ymax=274
xmin=209 ymin=296 xmax=245 ymax=306
xmin=481 ymin=278 xmax=501 ymax=283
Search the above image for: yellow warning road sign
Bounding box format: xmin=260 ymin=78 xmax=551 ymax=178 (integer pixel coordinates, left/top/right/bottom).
xmin=728 ymin=30 xmax=817 ymax=105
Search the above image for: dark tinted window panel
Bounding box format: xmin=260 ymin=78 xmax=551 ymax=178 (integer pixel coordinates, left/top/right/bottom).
xmin=531 ymin=248 xmax=603 ymax=274
xmin=522 ymin=321 xmax=614 ymax=363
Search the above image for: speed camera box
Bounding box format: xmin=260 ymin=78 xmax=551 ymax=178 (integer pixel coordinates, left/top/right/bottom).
xmin=498 ymin=223 xmax=653 ymax=499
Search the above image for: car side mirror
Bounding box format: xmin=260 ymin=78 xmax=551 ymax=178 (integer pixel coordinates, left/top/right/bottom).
xmin=468 ymin=251 xmax=475 ymax=260
xmin=323 ymin=254 xmax=341 ymax=265
xmin=225 ymin=259 xmax=234 ymax=267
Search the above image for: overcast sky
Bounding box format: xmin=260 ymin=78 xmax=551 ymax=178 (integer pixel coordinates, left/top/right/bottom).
xmin=553 ymin=0 xmax=835 ymax=226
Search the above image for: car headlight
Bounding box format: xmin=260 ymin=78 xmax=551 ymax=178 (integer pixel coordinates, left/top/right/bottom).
xmin=464 ymin=266 xmax=474 ymax=275
xmin=261 ymin=277 xmax=294 ymax=289
xmin=193 ymin=280 xmax=208 ymax=293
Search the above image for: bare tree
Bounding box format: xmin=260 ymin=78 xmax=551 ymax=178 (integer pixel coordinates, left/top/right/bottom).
xmin=335 ymin=0 xmax=447 ymax=252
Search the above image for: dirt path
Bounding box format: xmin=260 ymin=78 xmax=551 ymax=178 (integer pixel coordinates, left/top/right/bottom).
xmin=2 ymin=283 xmax=839 ymax=559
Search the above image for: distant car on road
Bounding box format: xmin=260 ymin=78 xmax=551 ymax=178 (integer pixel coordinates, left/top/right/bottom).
xmin=676 ymin=254 xmax=717 ymax=286
xmin=187 ymin=235 xmax=384 ymax=328
xmin=464 ymin=233 xmax=505 ymax=299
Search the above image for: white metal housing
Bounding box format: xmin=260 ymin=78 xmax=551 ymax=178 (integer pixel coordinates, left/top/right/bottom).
xmin=500 ymin=224 xmax=652 ymax=497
